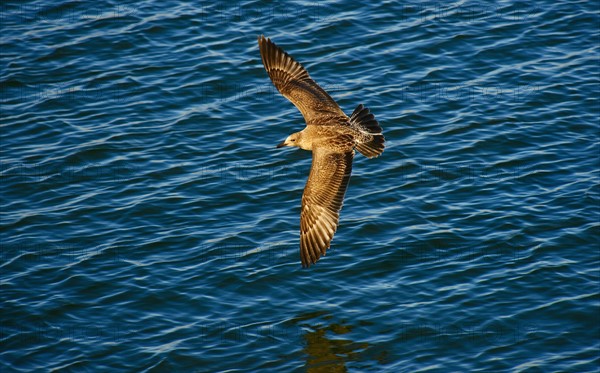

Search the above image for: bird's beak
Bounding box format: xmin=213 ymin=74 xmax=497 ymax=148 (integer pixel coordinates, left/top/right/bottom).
xmin=276 ymin=140 xmax=287 ymax=148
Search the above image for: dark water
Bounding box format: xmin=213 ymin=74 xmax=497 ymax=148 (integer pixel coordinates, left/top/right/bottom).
xmin=1 ymin=1 xmax=599 ymax=371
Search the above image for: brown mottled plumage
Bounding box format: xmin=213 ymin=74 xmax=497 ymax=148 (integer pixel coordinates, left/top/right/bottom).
xmin=258 ymin=35 xmax=385 ymax=267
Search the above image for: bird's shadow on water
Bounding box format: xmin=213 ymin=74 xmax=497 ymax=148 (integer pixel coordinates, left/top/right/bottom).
xmin=286 ymin=311 xmax=390 ymax=372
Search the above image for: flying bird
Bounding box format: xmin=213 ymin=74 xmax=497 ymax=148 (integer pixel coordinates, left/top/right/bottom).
xmin=258 ymin=35 xmax=385 ymax=267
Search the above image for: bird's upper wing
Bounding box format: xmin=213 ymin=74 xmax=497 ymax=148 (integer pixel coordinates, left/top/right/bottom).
xmin=258 ymin=35 xmax=346 ymax=125
xmin=300 ymin=147 xmax=354 ymax=267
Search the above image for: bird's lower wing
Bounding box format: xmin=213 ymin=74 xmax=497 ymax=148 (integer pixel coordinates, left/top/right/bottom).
xmin=300 ymin=148 xmax=354 ymax=267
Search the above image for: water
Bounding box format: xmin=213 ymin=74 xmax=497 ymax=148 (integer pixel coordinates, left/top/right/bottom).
xmin=1 ymin=1 xmax=599 ymax=371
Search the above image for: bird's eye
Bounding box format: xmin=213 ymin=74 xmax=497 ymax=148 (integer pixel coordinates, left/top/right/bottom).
xmin=291 ymin=139 xmax=295 ymax=142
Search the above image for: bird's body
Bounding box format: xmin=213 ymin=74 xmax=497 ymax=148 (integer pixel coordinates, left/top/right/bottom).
xmin=258 ymin=35 xmax=385 ymax=267
xmin=283 ymin=125 xmax=354 ymax=152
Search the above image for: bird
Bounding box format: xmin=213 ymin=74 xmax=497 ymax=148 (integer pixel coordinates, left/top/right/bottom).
xmin=258 ymin=35 xmax=385 ymax=267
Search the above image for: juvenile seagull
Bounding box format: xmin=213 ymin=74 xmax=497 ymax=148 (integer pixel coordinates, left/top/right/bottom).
xmin=258 ymin=35 xmax=385 ymax=267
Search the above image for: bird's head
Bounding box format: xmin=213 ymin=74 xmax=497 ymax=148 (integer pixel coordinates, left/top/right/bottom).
xmin=277 ymin=132 xmax=302 ymax=149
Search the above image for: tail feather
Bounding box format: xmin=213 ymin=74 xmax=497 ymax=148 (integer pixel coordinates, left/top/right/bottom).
xmin=350 ymin=104 xmax=385 ymax=158
xmin=350 ymin=104 xmax=382 ymax=133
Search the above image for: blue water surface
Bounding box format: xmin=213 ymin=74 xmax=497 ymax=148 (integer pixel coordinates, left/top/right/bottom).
xmin=1 ymin=1 xmax=599 ymax=372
